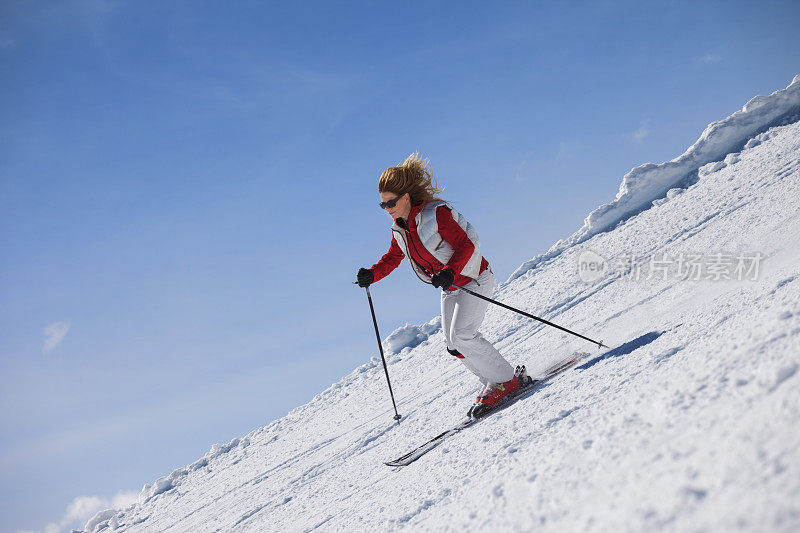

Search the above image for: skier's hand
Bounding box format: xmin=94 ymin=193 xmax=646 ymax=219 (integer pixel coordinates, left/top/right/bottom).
xmin=431 ymin=268 xmax=455 ymax=290
xmin=357 ymin=268 xmax=374 ymax=287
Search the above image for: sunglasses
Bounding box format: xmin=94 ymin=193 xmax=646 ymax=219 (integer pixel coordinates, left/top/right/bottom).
xmin=379 ymin=194 xmax=405 ymax=210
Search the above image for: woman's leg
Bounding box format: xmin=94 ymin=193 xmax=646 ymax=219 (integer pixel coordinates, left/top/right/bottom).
xmin=447 ymin=270 xmax=514 ymax=384
xmin=441 ymin=286 xmax=487 ymax=383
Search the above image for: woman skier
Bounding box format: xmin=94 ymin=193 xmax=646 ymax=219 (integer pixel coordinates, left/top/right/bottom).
xmin=356 ymin=153 xmax=530 ymax=418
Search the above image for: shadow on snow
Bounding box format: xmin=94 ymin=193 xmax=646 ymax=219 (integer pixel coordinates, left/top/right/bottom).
xmin=577 ymin=330 xmax=664 ymax=370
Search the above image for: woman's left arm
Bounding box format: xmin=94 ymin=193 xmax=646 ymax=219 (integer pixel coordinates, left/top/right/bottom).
xmin=436 ymin=205 xmax=476 ymax=275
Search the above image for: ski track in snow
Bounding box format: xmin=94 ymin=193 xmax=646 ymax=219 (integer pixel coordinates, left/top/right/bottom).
xmin=85 ymin=79 xmax=800 ymax=532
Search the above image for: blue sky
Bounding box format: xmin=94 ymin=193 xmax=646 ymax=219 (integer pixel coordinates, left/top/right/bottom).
xmin=1 ymin=0 xmax=799 ymax=530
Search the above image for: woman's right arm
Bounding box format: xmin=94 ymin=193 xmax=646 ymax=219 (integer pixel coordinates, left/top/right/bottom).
xmin=368 ymin=236 xmax=405 ymax=283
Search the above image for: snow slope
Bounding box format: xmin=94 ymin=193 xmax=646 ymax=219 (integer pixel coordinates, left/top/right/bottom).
xmin=85 ymin=77 xmax=800 ymax=532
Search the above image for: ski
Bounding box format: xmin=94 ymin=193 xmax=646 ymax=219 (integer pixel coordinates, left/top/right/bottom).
xmin=383 ymin=352 xmax=589 ymax=467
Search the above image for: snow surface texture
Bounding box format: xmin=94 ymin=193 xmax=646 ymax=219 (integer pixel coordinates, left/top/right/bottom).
xmin=85 ymin=79 xmax=800 ymax=532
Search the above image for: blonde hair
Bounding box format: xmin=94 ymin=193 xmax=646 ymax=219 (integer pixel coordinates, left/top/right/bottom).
xmin=378 ymin=152 xmax=444 ymax=206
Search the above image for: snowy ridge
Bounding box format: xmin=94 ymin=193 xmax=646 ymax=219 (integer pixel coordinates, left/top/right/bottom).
xmin=83 ymin=78 xmax=800 ymax=532
xmin=382 ymin=316 xmax=442 ymax=356
xmin=507 ymin=75 xmax=800 ymax=284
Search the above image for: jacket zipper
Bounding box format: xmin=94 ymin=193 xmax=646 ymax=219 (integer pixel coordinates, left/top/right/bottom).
xmin=406 ymin=225 xmax=439 ymax=276
xmin=392 ymin=228 xmax=431 ymax=284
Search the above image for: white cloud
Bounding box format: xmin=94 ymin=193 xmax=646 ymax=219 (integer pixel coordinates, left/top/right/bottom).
xmin=111 ymin=491 xmax=138 ymax=508
xmin=19 ymin=491 xmax=137 ymax=533
xmin=513 ymin=150 xmax=538 ymax=181
xmin=633 ymin=121 xmax=649 ymax=142
xmin=43 ymin=321 xmax=70 ymax=354
xmin=514 ymin=160 xmax=527 ymax=182
xmin=556 ymin=141 xmax=567 ymax=160
xmin=697 ymin=53 xmax=722 ymax=65
xmin=65 ymin=495 xmax=106 ymax=523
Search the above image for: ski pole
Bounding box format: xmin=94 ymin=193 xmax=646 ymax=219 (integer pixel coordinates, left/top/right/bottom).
xmin=451 ymin=283 xmax=608 ymax=349
xmin=363 ymin=286 xmax=402 ymax=425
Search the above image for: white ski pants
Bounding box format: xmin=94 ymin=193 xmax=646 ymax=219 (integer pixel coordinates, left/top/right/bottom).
xmin=441 ymin=268 xmax=515 ymax=385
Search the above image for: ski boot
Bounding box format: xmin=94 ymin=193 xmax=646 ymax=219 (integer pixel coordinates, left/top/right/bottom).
xmin=515 ymin=365 xmax=534 ymax=387
xmin=467 ymin=366 xmax=533 ymax=419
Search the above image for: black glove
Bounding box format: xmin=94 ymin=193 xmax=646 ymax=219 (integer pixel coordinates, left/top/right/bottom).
xmin=357 ymin=268 xmax=374 ymax=287
xmin=431 ymin=268 xmax=455 ymax=290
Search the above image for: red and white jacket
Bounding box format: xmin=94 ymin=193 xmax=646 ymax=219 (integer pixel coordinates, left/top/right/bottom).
xmin=370 ymin=200 xmax=490 ymax=291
